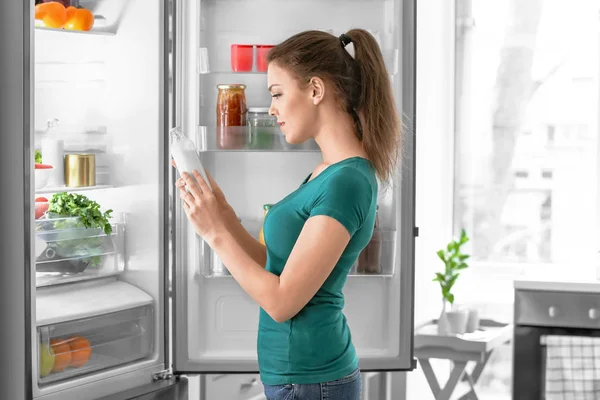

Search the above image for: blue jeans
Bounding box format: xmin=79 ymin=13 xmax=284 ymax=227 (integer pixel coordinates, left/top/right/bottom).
xmin=263 ymin=368 xmax=362 ymax=400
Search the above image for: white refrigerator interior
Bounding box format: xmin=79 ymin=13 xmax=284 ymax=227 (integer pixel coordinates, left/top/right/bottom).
xmin=32 ymin=0 xmax=167 ymax=398
xmin=173 ymin=0 xmax=414 ymax=373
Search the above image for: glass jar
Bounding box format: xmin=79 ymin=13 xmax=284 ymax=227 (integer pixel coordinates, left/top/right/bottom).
xmin=247 ymin=107 xmax=276 ymax=150
xmin=216 ymin=84 xmax=247 ymax=149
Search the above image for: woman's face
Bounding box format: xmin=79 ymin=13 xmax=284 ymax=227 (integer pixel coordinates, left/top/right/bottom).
xmin=267 ymin=63 xmax=316 ymax=144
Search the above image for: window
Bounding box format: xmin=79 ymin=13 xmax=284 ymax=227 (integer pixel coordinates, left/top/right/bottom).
xmin=454 ymin=0 xmax=599 ymax=267
xmin=453 ymin=0 xmax=599 ymax=397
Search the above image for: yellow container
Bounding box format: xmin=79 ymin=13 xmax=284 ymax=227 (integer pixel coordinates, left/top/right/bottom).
xmin=259 ymin=204 xmax=273 ymax=245
xmin=64 ymin=154 xmax=96 ymax=187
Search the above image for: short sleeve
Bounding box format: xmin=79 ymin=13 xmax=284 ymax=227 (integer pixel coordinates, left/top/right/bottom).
xmin=309 ymin=167 xmax=374 ymax=236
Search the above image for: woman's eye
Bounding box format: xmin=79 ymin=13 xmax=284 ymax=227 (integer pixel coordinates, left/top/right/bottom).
xmin=271 ymin=94 xmax=281 ymax=99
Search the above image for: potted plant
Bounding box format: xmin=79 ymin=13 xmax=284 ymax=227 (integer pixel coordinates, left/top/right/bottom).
xmin=433 ymin=229 xmax=472 ymax=334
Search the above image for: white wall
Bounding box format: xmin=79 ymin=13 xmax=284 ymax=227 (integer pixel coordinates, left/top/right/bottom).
xmin=405 ymin=0 xmax=456 ymax=398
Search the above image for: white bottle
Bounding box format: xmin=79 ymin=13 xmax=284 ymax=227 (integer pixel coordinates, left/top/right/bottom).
xmin=170 ymin=127 xmax=212 ymax=192
xmin=40 ymin=118 xmax=64 ymax=187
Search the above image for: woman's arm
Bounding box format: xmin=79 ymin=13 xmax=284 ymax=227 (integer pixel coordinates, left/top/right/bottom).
xmin=211 ymin=215 xmax=350 ymax=323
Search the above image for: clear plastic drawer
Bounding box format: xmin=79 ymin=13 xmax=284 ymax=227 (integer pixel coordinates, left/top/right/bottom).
xmin=35 ymin=215 xmax=125 ymax=286
xmin=37 ymin=305 xmax=153 ymax=385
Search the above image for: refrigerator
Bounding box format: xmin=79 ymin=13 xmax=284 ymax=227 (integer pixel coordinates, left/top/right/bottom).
xmin=0 ymin=0 xmax=416 ymax=399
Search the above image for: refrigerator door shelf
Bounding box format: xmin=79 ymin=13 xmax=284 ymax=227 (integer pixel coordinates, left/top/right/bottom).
xmin=198 ymin=229 xmax=399 ymax=279
xmin=195 ymin=125 xmax=320 ymax=152
xmin=37 ymin=304 xmax=154 ymax=385
xmin=36 ymin=278 xmax=153 ymax=326
xmin=197 ymin=46 xmax=399 ymax=77
xmin=34 ymin=216 xmax=125 ymax=287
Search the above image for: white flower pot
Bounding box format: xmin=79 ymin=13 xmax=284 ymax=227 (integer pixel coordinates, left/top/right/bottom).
xmin=446 ymin=309 xmax=469 ymax=335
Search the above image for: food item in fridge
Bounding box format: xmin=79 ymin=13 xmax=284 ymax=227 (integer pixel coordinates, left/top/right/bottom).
xmin=39 ymin=343 xmax=55 ymax=377
xmin=357 ymin=207 xmax=382 ymax=274
xmin=170 ymin=127 xmax=212 ymax=192
xmin=248 ymin=107 xmax=276 ymax=149
xmin=256 ymin=45 xmax=275 ymax=72
xmin=48 ymin=192 xmax=113 ymax=234
xmin=35 ymin=163 xmax=53 ymax=169
xmin=35 ymin=149 xmax=43 ymax=164
xmin=35 ymin=2 xmax=68 ymax=29
xmin=66 ymin=336 xmax=92 ymax=368
xmin=216 ymin=84 xmax=247 ymax=149
xmin=66 ymin=5 xmax=76 ymax=19
xmin=35 ymin=197 xmax=50 ymax=219
xmin=230 ymin=44 xmax=254 ymax=72
xmin=258 ymin=204 xmax=273 ymax=245
xmin=64 ymin=7 xmax=94 ymax=31
xmin=50 ymin=338 xmax=72 ymax=372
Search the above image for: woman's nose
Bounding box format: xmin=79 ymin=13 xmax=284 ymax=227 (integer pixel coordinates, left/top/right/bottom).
xmin=269 ymin=103 xmax=277 ymax=117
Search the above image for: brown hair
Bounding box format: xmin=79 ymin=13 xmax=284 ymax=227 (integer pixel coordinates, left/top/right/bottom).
xmin=267 ymin=29 xmax=401 ymax=182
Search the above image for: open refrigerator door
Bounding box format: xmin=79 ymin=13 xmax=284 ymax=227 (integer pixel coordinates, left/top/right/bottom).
xmin=0 ymin=0 xmax=182 ymax=398
xmin=172 ymin=0 xmax=416 ymax=374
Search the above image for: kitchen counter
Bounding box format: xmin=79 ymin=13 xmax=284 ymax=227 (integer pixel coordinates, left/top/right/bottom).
xmin=514 ymin=278 xmax=600 ymax=293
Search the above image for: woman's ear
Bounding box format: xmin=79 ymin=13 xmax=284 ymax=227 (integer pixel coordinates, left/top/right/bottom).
xmin=309 ymin=77 xmax=325 ymax=105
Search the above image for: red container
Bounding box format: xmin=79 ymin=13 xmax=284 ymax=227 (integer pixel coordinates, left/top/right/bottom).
xmin=256 ymin=45 xmax=275 ymax=72
xmin=231 ymin=44 xmax=253 ymax=72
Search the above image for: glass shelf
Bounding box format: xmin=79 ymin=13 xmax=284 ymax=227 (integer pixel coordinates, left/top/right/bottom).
xmin=35 ymin=16 xmax=115 ymax=36
xmin=36 ymin=185 xmax=113 ymax=195
xmin=195 ymin=126 xmax=320 ymax=152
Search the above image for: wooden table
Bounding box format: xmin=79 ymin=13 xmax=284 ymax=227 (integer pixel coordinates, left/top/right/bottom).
xmin=414 ymin=319 xmax=513 ymax=400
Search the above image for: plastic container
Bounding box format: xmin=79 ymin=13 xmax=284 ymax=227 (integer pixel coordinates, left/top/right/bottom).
xmin=37 ymin=305 xmax=154 ymax=384
xmin=230 ymin=44 xmax=253 ymax=72
xmin=170 ymin=127 xmax=212 ymax=191
xmin=256 ymin=45 xmax=275 ymax=72
xmin=352 ymin=229 xmax=397 ymax=276
xmin=247 ymin=107 xmax=276 ymax=149
xmin=34 ymin=214 xmax=124 ymax=286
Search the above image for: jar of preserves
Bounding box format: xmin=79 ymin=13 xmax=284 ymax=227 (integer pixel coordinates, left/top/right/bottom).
xmin=216 ymin=84 xmax=247 ymax=149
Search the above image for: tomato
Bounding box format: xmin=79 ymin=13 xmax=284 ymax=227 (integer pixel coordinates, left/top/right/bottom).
xmin=35 ymin=163 xmax=53 ymax=169
xmin=35 ymin=202 xmax=49 ymax=219
xmin=35 ymin=2 xmax=67 ymax=29
xmin=64 ymin=8 xmax=94 ymax=31
xmin=35 ymin=197 xmax=49 ymax=202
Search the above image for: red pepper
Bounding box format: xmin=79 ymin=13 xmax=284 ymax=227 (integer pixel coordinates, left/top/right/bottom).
xmin=35 ymin=163 xmax=53 ymax=169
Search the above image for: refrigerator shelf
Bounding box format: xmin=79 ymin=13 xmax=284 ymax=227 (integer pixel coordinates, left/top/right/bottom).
xmin=37 ymin=304 xmax=154 ymax=385
xmin=36 ymin=184 xmax=114 ymax=195
xmin=34 ymin=15 xmax=115 ymax=36
xmin=198 ymin=229 xmax=398 ymax=278
xmin=195 ymin=125 xmax=320 ymax=152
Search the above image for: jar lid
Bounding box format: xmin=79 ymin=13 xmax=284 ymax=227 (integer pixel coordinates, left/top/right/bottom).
xmin=216 ymin=84 xmax=247 ymax=89
xmin=248 ymin=107 xmax=270 ymax=113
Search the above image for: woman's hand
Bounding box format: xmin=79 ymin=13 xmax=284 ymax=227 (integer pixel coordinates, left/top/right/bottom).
xmin=172 ymin=160 xmax=237 ymax=244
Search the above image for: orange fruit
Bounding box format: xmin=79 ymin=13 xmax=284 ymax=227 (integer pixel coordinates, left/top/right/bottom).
xmin=66 ymin=336 xmax=92 ymax=368
xmin=64 ymin=8 xmax=94 ymax=32
xmin=35 ymin=2 xmax=67 ymax=29
xmin=66 ymin=6 xmax=76 ymax=20
xmin=50 ymin=338 xmax=72 ymax=373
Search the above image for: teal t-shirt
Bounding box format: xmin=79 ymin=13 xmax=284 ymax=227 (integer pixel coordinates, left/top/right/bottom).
xmin=258 ymin=156 xmax=378 ymax=384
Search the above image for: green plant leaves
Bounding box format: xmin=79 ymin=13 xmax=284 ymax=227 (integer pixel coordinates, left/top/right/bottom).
xmin=434 ymin=229 xmax=470 ymax=306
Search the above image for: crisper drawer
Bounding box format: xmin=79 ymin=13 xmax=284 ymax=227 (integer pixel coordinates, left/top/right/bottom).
xmin=37 ymin=305 xmax=154 ymax=385
xmin=203 ymin=374 xmax=264 ymax=400
xmin=35 ymin=214 xmax=125 ymax=287
xmin=515 ymin=289 xmax=600 ymax=329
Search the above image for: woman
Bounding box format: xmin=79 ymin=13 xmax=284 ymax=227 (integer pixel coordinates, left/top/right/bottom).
xmin=174 ymin=29 xmax=401 ymax=400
